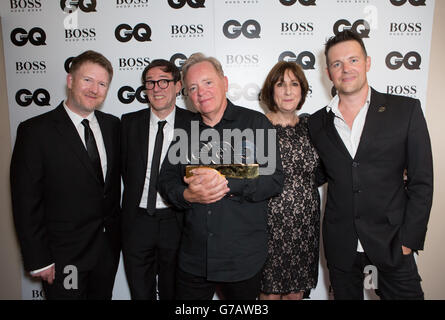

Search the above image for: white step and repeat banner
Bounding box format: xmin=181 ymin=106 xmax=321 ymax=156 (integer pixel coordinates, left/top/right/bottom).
xmin=0 ymin=0 xmax=435 ymax=300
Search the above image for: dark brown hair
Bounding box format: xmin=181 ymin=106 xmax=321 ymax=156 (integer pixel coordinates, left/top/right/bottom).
xmin=260 ymin=61 xmax=309 ymax=112
xmin=69 ymin=50 xmax=113 ymax=81
xmin=324 ymin=30 xmax=368 ymax=65
xmin=141 ymin=59 xmax=181 ymax=85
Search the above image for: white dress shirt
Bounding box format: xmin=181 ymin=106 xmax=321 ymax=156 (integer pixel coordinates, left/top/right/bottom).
xmin=139 ymin=108 xmax=176 ymax=209
xmin=326 ymin=88 xmax=371 ymax=253
xmin=64 ymin=102 xmax=107 ymax=180
xmin=30 ymin=103 xmax=108 ymax=275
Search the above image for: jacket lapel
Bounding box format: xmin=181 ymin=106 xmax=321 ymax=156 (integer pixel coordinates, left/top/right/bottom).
xmin=138 ymin=109 xmax=150 ymax=168
xmin=51 ymin=103 xmax=102 ymax=185
xmin=95 ymin=111 xmax=112 ymax=187
xmin=324 ymin=108 xmax=352 ymax=160
xmin=355 ymin=88 xmax=387 ymax=161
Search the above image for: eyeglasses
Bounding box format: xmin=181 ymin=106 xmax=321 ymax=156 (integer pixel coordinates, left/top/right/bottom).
xmin=144 ymin=79 xmax=175 ymax=90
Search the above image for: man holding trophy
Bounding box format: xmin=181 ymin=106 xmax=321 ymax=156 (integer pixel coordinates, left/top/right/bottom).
xmin=159 ymin=53 xmax=284 ymax=300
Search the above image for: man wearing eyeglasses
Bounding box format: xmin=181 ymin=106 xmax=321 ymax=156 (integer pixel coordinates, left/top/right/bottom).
xmin=121 ymin=59 xmax=194 ymax=300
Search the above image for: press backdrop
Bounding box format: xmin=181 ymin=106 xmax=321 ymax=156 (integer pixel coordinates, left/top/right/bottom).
xmin=0 ymin=0 xmax=435 ymax=300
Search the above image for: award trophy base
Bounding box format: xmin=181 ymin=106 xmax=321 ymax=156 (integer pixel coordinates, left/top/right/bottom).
xmin=185 ymin=164 xmax=259 ymax=179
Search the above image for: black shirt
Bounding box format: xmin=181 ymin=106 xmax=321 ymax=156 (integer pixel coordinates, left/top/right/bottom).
xmin=159 ymin=100 xmax=284 ymax=282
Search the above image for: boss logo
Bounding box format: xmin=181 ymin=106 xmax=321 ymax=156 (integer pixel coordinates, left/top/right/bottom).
xmin=278 ymin=51 xmax=316 ymax=70
xmin=31 ymin=289 xmax=45 ymax=299
xmin=227 ymin=83 xmax=260 ymax=101
xmin=333 ymin=19 xmax=370 ymax=38
xmin=171 ymin=24 xmax=204 ymax=37
xmin=387 ymin=85 xmax=417 ymax=96
xmin=168 ymin=0 xmax=205 ymax=9
xmin=118 ymin=86 xmax=147 ymax=104
xmin=10 ymin=27 xmax=46 ymax=46
xmin=116 ymin=0 xmax=149 ymax=5
xmin=226 ymin=54 xmax=259 ymax=65
xmin=281 ymin=22 xmax=314 ymax=33
xmin=390 ymin=0 xmax=426 ymax=6
xmin=15 ymin=89 xmax=50 ymax=107
xmin=389 ymin=22 xmax=422 ymax=33
xmin=385 ymin=51 xmax=421 ymax=70
xmin=223 ymin=20 xmax=261 ymax=39
xmin=279 ymin=0 xmax=316 ymax=6
xmin=16 ymin=61 xmax=46 ymax=73
xmin=65 ymin=28 xmax=96 ymax=41
xmin=115 ymin=23 xmax=152 ymax=42
xmin=60 ymin=0 xmax=97 ymax=13
xmin=10 ymin=0 xmax=42 ymax=9
xmin=170 ymin=53 xmax=188 ymax=70
xmin=118 ymin=57 xmax=150 ymax=70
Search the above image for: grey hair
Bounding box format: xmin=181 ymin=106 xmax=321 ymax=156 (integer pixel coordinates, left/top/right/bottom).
xmin=181 ymin=52 xmax=225 ymax=86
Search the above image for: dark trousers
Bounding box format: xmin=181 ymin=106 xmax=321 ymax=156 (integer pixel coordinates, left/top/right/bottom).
xmin=329 ymin=252 xmax=424 ymax=300
xmin=123 ymin=207 xmax=182 ymax=300
xmin=42 ymin=234 xmax=120 ymax=300
xmin=176 ymin=268 xmax=262 ymax=300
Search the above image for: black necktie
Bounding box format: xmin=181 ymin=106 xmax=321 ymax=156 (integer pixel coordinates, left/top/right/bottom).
xmin=81 ymin=119 xmax=104 ymax=184
xmin=147 ymin=120 xmax=167 ymax=215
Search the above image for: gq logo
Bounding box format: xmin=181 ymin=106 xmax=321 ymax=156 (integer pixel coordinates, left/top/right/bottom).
xmin=168 ymin=0 xmax=205 ymax=9
xmin=279 ymin=0 xmax=316 ymax=6
xmin=118 ymin=86 xmax=147 ymax=104
xmin=60 ymin=0 xmax=97 ymax=13
xmin=278 ymin=51 xmax=316 ymax=70
xmin=15 ymin=89 xmax=50 ymax=107
xmin=228 ymin=83 xmax=260 ymax=102
xmin=223 ymin=20 xmax=261 ymax=39
xmin=170 ymin=53 xmax=188 ymax=70
xmin=10 ymin=27 xmax=46 ymax=47
xmin=115 ymin=23 xmax=152 ymax=42
xmin=390 ymin=0 xmax=426 ymax=6
xmin=385 ymin=51 xmax=421 ymax=70
xmin=64 ymin=57 xmax=74 ymax=73
xmin=333 ymin=19 xmax=370 ymax=38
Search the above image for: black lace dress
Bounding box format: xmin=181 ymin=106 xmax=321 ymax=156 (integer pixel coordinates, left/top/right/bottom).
xmin=261 ymin=116 xmax=320 ymax=295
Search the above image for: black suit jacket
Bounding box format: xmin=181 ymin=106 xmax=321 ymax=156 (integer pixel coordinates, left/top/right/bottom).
xmin=10 ymin=102 xmax=121 ymax=273
xmin=120 ymin=106 xmax=195 ymax=238
xmin=308 ymin=88 xmax=433 ymax=272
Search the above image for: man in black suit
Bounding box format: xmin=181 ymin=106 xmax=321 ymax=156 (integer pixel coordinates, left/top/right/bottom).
xmin=10 ymin=50 xmax=121 ymax=299
xmin=121 ymin=59 xmax=194 ymax=300
xmin=308 ymin=31 xmax=433 ymax=300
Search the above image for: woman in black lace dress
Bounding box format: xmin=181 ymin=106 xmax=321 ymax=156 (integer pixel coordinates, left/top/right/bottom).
xmin=259 ymin=61 xmax=320 ymax=300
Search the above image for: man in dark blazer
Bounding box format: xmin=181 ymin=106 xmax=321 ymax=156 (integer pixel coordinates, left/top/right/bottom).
xmin=121 ymin=59 xmax=194 ymax=300
xmin=10 ymin=50 xmax=121 ymax=299
xmin=308 ymin=31 xmax=433 ymax=300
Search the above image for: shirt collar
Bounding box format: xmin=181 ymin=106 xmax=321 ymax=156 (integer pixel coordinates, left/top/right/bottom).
xmin=63 ymin=101 xmax=97 ymax=127
xmin=197 ymin=99 xmax=236 ymax=128
xmin=326 ymin=87 xmax=371 ymax=117
xmin=149 ymin=106 xmax=176 ymax=128
xmin=221 ymin=99 xmax=238 ymax=121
